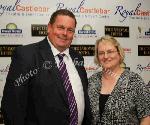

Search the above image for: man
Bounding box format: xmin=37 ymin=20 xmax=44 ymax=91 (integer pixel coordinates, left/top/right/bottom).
xmin=1 ymin=9 xmax=91 ymax=125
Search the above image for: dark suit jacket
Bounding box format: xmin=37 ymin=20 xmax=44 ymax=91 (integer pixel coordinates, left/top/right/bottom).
xmin=1 ymin=37 xmax=91 ymax=125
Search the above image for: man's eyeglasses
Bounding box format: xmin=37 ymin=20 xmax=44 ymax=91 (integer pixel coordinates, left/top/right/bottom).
xmin=98 ymin=50 xmax=118 ymax=57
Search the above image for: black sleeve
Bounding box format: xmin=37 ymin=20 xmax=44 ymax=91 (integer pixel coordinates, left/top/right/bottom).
xmin=1 ymin=47 xmax=31 ymax=125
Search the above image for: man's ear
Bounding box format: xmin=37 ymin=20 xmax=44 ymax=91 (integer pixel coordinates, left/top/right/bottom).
xmin=47 ymin=23 xmax=52 ymax=33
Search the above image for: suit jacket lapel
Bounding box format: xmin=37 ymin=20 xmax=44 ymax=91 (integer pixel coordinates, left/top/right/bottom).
xmin=38 ymin=37 xmax=68 ymax=105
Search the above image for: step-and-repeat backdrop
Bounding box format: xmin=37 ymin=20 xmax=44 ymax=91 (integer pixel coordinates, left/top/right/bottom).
xmin=0 ymin=0 xmax=150 ymax=123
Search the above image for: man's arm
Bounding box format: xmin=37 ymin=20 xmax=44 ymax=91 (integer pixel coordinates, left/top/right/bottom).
xmin=1 ymin=47 xmax=30 ymax=125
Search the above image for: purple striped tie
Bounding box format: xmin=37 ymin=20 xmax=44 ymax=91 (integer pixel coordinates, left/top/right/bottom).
xmin=58 ymin=54 xmax=78 ymax=125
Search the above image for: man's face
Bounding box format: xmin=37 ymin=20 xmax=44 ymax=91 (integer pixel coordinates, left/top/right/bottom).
xmin=48 ymin=15 xmax=76 ymax=52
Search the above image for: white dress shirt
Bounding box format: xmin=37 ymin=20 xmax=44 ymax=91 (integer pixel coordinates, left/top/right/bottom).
xmin=47 ymin=37 xmax=85 ymax=125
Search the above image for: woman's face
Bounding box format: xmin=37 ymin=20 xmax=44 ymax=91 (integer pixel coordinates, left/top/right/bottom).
xmin=97 ymin=40 xmax=121 ymax=70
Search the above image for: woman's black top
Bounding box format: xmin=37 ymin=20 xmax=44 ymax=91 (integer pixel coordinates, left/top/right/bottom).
xmin=99 ymin=93 xmax=110 ymax=119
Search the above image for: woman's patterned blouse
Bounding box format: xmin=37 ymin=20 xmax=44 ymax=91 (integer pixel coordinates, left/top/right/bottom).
xmin=88 ymin=69 xmax=150 ymax=125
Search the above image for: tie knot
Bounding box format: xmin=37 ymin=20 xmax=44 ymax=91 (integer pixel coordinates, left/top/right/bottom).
xmin=58 ymin=53 xmax=65 ymax=61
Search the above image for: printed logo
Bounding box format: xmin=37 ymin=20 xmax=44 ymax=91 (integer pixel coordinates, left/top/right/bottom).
xmin=138 ymin=45 xmax=150 ymax=56
xmin=56 ymin=0 xmax=111 ymax=19
xmin=137 ymin=26 xmax=150 ymax=39
xmin=123 ymin=48 xmax=131 ymax=53
xmin=105 ymin=26 xmax=129 ymax=37
xmin=0 ymin=0 xmax=111 ymax=19
xmin=70 ymin=45 xmax=95 ymax=56
xmin=0 ymin=45 xmax=22 ymax=57
xmin=31 ymin=24 xmax=47 ymax=37
xmin=0 ymin=0 xmax=50 ymax=17
xmin=136 ymin=62 xmax=150 ymax=74
xmin=1 ymin=23 xmax=22 ymax=33
xmin=114 ymin=3 xmax=150 ymax=22
xmin=78 ymin=24 xmax=96 ymax=34
xmin=75 ymin=24 xmax=97 ymax=38
xmin=0 ymin=23 xmax=23 ymax=37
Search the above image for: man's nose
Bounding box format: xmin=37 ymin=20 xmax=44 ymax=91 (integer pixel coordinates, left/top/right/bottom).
xmin=62 ymin=29 xmax=67 ymax=35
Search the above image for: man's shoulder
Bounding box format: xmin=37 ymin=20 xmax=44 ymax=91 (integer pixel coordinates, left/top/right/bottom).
xmin=11 ymin=38 xmax=48 ymax=62
xmin=16 ymin=38 xmax=46 ymax=52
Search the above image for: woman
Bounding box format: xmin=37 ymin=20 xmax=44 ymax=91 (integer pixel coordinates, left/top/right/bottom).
xmin=88 ymin=35 xmax=150 ymax=125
